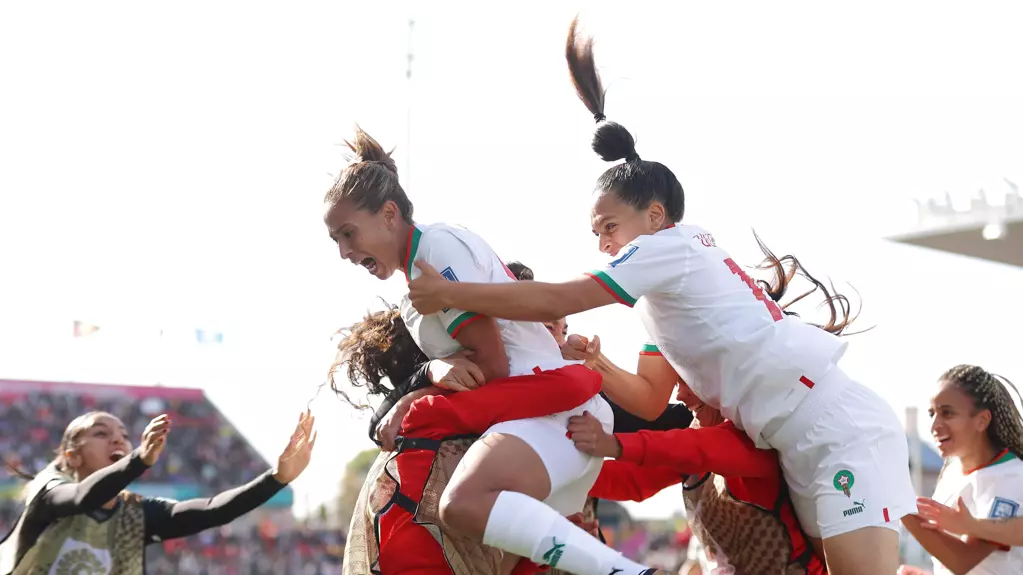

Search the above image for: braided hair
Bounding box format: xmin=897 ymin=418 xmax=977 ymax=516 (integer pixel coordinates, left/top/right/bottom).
xmin=941 ymin=364 xmax=1023 ymax=461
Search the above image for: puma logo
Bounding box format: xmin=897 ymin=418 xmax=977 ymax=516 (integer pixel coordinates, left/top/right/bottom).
xmin=543 ymin=538 xmax=565 ymax=567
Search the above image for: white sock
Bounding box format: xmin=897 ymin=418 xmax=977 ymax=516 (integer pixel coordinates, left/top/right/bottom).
xmin=482 ymin=491 xmax=654 ymax=575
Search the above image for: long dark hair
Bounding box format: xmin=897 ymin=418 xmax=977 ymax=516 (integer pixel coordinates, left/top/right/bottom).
xmin=566 ymin=16 xmax=685 ymax=223
xmin=752 ymin=232 xmax=862 ymax=335
xmin=568 ymin=17 xmax=859 ymax=336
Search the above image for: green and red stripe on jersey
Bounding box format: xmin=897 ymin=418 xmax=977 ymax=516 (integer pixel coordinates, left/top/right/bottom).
xmin=402 ymin=225 xmax=423 ymax=282
xmin=964 ymin=448 xmax=1017 ymax=475
xmin=585 ymin=271 xmax=638 ymax=307
xmin=446 ymin=311 xmax=483 ymax=338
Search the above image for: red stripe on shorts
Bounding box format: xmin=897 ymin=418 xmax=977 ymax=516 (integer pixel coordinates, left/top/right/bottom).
xmin=883 ymin=507 xmax=890 ymax=522
xmin=799 ymin=376 xmax=815 ymax=389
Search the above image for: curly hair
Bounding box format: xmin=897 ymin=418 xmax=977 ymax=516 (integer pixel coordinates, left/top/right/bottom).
xmin=328 ymin=302 xmax=429 ymax=409
xmin=941 ymin=364 xmax=1023 ymax=461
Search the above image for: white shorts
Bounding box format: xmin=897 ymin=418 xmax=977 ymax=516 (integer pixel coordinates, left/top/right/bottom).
xmin=482 ymin=393 xmax=613 ymax=516
xmin=765 ymin=367 xmax=916 ymax=539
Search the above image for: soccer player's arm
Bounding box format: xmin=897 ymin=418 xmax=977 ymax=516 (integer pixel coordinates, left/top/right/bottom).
xmin=616 ymin=422 xmax=778 ymax=479
xmin=967 ymin=482 xmax=1023 ymax=550
xmin=969 ymin=516 xmax=1023 ymax=547
xmin=588 ymin=461 xmax=684 ymax=502
xmin=903 ymin=513 xmax=996 ymax=574
xmin=430 ymin=236 xmax=677 ymax=321
xmin=580 ymin=241 xmax=684 ymax=418
xmin=415 ymin=231 xmax=509 ymax=382
xmin=592 ymin=342 xmax=681 ymax=421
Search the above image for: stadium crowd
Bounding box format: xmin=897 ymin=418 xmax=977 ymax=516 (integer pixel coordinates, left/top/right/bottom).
xmin=1 ymin=381 xmax=345 ymax=574
xmin=0 ymin=385 xmax=266 ymax=489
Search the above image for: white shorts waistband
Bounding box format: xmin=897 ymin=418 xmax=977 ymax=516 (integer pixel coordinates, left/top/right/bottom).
xmin=762 ymin=366 xmax=848 ymax=451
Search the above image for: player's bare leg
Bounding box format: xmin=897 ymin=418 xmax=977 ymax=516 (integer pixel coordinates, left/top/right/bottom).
xmin=822 ymin=526 xmax=899 ymax=575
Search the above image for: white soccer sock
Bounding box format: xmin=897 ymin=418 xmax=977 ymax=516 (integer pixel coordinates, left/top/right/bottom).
xmin=482 ymin=491 xmax=654 ymax=575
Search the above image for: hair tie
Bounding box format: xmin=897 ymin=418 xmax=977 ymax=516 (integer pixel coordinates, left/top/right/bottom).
xmin=593 ymin=113 xmax=606 ymax=123
xmin=625 ymin=151 xmax=641 ymax=162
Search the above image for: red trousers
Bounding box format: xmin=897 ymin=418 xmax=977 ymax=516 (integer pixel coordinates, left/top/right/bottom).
xmin=377 ymin=364 xmax=600 ymax=575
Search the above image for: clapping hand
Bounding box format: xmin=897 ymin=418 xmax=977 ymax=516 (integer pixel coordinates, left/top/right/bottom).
xmin=917 ymin=496 xmax=976 ymax=536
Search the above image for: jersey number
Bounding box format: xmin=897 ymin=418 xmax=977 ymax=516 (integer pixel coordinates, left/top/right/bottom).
xmin=724 ymin=258 xmax=783 ymax=321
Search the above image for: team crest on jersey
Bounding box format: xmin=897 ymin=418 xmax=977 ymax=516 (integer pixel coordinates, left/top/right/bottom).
xmin=990 ymin=497 xmax=1019 ymax=519
xmin=694 ymin=232 xmax=716 ymax=247
xmin=438 ymin=267 xmax=458 ymax=313
xmin=609 ymin=245 xmax=638 ymax=268
xmin=833 ymin=470 xmax=854 ymax=497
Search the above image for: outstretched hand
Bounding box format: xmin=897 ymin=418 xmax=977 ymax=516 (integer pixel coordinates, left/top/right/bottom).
xmin=139 ymin=414 xmax=172 ymax=467
xmin=274 ymin=410 xmax=317 ymax=484
xmin=408 ymin=261 xmax=452 ymax=315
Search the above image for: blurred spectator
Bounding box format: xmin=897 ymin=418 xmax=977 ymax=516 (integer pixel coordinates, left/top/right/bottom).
xmin=1 ymin=381 xmax=345 ymax=574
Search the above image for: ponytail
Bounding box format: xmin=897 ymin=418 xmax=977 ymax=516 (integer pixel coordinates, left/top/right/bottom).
xmin=752 ymin=231 xmax=863 ymax=336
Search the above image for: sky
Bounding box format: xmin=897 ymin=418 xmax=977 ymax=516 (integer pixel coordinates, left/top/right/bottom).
xmin=1 ymin=1 xmax=1022 ymax=519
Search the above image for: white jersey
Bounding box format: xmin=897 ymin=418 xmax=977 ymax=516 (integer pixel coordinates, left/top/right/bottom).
xmin=930 ymin=451 xmax=1023 ymax=575
xmin=400 ymin=222 xmax=571 ymax=376
xmin=587 ymin=224 xmax=847 ymax=447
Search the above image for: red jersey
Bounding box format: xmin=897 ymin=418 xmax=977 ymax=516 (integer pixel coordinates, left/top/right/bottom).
xmin=591 ymin=421 xmax=825 ymax=574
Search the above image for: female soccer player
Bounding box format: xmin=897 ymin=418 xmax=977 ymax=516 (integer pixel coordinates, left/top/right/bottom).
xmin=901 ymin=365 xmax=1023 ymax=574
xmin=406 ymin=16 xmax=915 ymax=575
xmin=324 ymin=130 xmax=663 ymax=575
xmin=0 ymin=410 xmax=315 ymax=574
xmin=563 ymin=252 xmax=852 ymax=574
xmin=333 ymin=304 xmax=609 ymax=575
